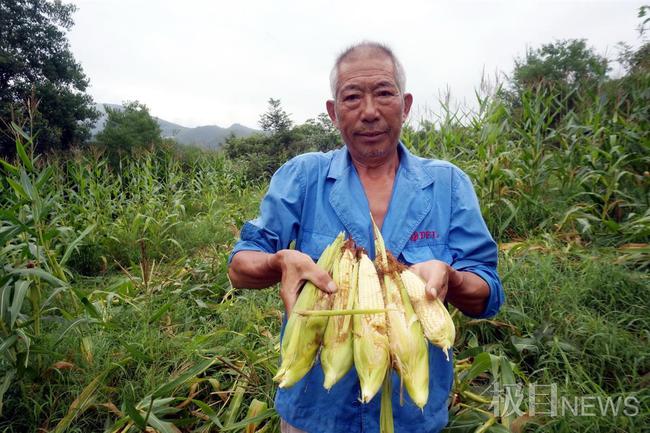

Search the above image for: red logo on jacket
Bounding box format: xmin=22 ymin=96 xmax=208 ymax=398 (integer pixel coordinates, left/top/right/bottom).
xmin=410 ymin=231 xmax=439 ymax=241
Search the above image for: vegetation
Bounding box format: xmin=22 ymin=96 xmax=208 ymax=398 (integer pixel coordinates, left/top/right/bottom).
xmin=0 ymin=9 xmax=648 ymax=433
xmin=95 ymin=101 xmax=164 ymax=166
xmin=223 ymin=100 xmax=339 ymax=180
xmin=0 ymin=0 xmax=97 ymax=155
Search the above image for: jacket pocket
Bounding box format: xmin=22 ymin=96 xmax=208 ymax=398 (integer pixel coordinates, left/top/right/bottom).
xmin=299 ymin=230 xmax=337 ymax=260
xmin=400 ymin=243 xmax=452 ymax=265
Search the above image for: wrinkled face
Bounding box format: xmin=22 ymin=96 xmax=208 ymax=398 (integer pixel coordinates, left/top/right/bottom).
xmin=327 ymin=53 xmax=412 ymax=165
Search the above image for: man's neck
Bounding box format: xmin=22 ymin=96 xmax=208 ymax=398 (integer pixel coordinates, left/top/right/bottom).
xmin=349 ymin=147 xmax=400 ymax=230
xmin=350 ymin=148 xmax=400 ymax=179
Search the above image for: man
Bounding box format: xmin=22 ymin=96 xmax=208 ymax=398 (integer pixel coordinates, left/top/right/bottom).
xmin=228 ymin=42 xmax=504 ymax=433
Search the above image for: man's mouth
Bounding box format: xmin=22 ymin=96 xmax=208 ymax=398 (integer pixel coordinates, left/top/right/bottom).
xmin=356 ymin=131 xmax=386 ymax=137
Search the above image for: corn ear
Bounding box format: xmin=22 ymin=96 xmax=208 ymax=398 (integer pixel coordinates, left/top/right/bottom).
xmin=400 ymin=269 xmax=455 ymax=360
xmin=321 ymin=243 xmax=357 ymax=389
xmin=353 ymin=252 xmax=390 ymax=403
xmin=372 ymin=217 xmax=429 ymax=409
xmin=273 ymin=232 xmax=345 ymax=388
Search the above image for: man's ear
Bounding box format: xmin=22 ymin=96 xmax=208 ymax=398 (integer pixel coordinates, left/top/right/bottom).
xmin=402 ymin=93 xmax=413 ymax=121
xmin=326 ymin=100 xmax=338 ymax=127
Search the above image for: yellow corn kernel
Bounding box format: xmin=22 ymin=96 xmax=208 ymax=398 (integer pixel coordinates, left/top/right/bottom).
xmin=321 ymin=243 xmax=357 ymax=389
xmin=353 ymin=252 xmax=390 ymax=403
xmin=400 ymin=269 xmax=455 ymax=361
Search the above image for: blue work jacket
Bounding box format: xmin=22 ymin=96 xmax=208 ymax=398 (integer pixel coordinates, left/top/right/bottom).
xmin=230 ymin=142 xmax=504 ymax=433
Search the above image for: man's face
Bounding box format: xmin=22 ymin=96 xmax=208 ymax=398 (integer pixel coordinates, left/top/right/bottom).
xmin=326 ymin=53 xmax=413 ymax=165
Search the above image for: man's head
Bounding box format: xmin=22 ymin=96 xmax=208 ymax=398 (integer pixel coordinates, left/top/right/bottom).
xmin=326 ymin=42 xmax=412 ymax=165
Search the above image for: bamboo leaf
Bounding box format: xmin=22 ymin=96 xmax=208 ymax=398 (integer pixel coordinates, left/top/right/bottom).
xmin=0 ymin=335 xmax=18 ymax=355
xmin=145 ymin=412 xmax=181 ymax=433
xmin=9 ymin=280 xmax=30 ymax=328
xmin=224 ymin=377 xmax=248 ymax=427
xmin=124 ymin=396 xmax=147 ymax=429
xmin=462 ymin=352 xmax=492 ymax=385
xmin=0 ymin=159 xmax=19 ymax=176
xmin=244 ymin=399 xmax=268 ymax=433
xmin=14 ymin=134 xmax=34 ymax=172
xmin=151 ymin=356 xmax=218 ymax=399
xmin=7 ymin=267 xmax=66 ymax=288
xmin=10 ymin=122 xmax=30 ymax=141
xmin=148 ymin=301 xmax=173 ymax=324
xmin=0 ymin=370 xmax=15 ymax=415
xmin=6 ymin=178 xmax=28 ymax=200
xmin=61 ymin=224 xmax=96 ymax=266
xmin=191 ymin=399 xmax=224 ymax=429
xmin=222 ymin=409 xmax=275 ymax=432
xmin=51 ymin=369 xmax=108 ymax=433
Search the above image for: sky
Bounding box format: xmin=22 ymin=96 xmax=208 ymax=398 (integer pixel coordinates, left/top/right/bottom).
xmin=67 ymin=0 xmax=647 ymax=129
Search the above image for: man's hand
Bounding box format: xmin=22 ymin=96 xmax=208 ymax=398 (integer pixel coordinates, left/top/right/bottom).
xmin=409 ymin=259 xmax=490 ymax=317
xmin=409 ymin=259 xmax=464 ymax=302
xmin=268 ymin=249 xmax=337 ymax=315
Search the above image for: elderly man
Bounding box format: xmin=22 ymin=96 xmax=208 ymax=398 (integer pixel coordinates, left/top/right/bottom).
xmin=228 ymin=42 xmax=504 ymax=433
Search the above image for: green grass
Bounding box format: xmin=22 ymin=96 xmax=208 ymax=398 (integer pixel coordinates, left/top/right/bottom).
xmin=2 ymin=233 xmax=647 ymax=432
xmin=1 ymin=69 xmax=648 ymax=431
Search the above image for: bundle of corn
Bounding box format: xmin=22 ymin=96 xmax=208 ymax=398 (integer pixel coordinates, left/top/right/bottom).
xmin=321 ymin=240 xmax=358 ymax=389
xmin=273 ymin=232 xmax=345 ymax=388
xmin=353 ymin=251 xmax=390 ymax=402
xmin=400 ymin=269 xmax=455 ymax=360
xmin=372 ymin=220 xmax=429 ymax=409
xmin=276 ymin=222 xmax=455 ymax=416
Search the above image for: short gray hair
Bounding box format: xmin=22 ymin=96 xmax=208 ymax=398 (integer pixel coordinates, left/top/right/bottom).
xmin=329 ymin=41 xmax=406 ymax=99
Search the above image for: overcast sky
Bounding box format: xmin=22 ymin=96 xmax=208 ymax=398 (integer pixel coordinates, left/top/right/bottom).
xmin=67 ymin=0 xmax=647 ymax=129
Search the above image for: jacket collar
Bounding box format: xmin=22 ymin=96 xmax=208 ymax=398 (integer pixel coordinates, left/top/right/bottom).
xmin=326 ymin=141 xmax=435 ymax=258
xmin=327 ymin=141 xmax=434 ymax=189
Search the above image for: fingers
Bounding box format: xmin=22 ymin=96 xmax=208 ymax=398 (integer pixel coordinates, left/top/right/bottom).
xmin=426 ymin=282 xmax=448 ymax=302
xmin=305 ymin=267 xmax=337 ymax=294
xmin=410 ymin=260 xmax=451 ymax=302
xmin=276 ymin=249 xmax=338 ymax=314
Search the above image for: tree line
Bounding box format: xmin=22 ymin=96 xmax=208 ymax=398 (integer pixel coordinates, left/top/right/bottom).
xmin=1 ymin=0 xmax=648 ymax=175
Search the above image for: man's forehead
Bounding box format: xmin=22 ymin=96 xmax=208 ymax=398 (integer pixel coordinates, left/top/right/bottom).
xmin=338 ymin=50 xmax=394 ymax=73
xmin=337 ymin=54 xmax=397 ymax=88
xmin=338 ymin=73 xmax=397 ymax=91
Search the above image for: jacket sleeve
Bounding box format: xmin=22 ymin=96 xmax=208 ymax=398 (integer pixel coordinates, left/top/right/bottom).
xmin=448 ymin=168 xmax=505 ymax=318
xmin=228 ymin=158 xmax=305 ymax=263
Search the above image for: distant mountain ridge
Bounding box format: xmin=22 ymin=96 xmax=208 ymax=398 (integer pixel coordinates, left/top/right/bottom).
xmin=92 ymin=103 xmax=258 ymax=149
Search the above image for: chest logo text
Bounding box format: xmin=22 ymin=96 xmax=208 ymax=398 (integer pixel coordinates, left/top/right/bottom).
xmin=410 ymin=230 xmax=439 ymax=241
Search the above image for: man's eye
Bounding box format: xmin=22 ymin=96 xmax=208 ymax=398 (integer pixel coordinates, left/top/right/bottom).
xmin=377 ymin=90 xmax=395 ymax=97
xmin=343 ymin=94 xmax=360 ymax=101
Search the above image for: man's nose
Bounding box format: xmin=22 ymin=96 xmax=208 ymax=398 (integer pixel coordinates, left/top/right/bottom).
xmin=360 ymin=94 xmax=379 ymax=122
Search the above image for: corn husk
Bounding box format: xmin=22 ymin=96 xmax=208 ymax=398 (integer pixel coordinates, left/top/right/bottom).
xmin=372 ymin=219 xmax=429 ymax=409
xmin=321 ymin=242 xmax=357 ymax=389
xmin=273 ymin=232 xmax=344 ymax=388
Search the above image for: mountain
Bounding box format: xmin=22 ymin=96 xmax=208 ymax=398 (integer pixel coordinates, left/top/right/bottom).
xmin=92 ymin=103 xmax=258 ymax=149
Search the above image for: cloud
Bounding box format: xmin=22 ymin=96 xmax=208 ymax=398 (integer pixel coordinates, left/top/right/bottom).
xmin=67 ymin=0 xmax=646 ymax=128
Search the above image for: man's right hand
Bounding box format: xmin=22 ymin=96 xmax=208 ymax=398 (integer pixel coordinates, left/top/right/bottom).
xmin=228 ymin=249 xmax=337 ymax=316
xmin=268 ymin=249 xmax=337 ymax=315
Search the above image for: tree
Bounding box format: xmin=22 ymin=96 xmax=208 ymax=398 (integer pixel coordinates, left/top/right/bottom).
xmin=258 ymin=98 xmax=293 ymax=133
xmin=511 ymin=39 xmax=608 ymax=93
xmin=95 ymin=101 xmax=162 ymax=162
xmin=224 ymin=111 xmax=340 ymax=180
xmin=292 ymin=113 xmax=340 ymax=152
xmin=0 ymin=0 xmax=98 ymax=154
xmin=502 ymin=39 xmax=609 ymax=127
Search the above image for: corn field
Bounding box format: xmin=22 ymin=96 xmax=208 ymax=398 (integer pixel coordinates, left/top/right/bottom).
xmin=0 ymin=81 xmax=648 ymax=432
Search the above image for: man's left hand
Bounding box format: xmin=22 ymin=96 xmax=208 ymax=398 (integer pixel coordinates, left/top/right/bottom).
xmin=409 ymin=260 xmax=464 ymax=302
